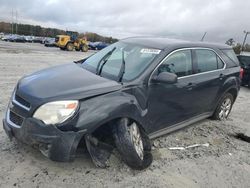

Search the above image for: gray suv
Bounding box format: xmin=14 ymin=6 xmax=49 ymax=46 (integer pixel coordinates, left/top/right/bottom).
xmin=3 ymin=37 xmax=241 ymax=170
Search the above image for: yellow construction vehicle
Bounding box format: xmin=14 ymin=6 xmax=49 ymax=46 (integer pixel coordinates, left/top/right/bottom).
xmin=55 ymin=32 xmax=88 ymax=52
xmin=74 ymin=38 xmax=89 ymax=52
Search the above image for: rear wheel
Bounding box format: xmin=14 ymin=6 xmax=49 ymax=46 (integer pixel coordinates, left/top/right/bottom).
xmin=212 ymin=93 xmax=234 ymax=120
xmin=113 ymin=118 xmax=152 ymax=170
xmin=66 ymin=43 xmax=74 ymax=51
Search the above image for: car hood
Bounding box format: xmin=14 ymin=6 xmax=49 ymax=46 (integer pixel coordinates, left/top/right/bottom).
xmin=17 ymin=63 xmax=122 ymax=103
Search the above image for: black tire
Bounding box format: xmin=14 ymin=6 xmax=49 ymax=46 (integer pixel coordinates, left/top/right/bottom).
xmin=248 ymin=80 xmax=250 ymax=88
xmin=81 ymin=44 xmax=88 ymax=52
xmin=66 ymin=43 xmax=74 ymax=51
xmin=113 ymin=118 xmax=152 ymax=170
xmin=212 ymin=93 xmax=234 ymax=120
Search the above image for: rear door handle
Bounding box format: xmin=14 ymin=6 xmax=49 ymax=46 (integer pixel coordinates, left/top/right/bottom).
xmin=219 ymin=73 xmax=225 ymax=80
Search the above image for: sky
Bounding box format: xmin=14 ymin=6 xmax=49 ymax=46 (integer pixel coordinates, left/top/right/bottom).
xmin=0 ymin=0 xmax=249 ymax=43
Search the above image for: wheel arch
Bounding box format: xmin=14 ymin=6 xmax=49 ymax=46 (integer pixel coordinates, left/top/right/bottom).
xmin=226 ymin=87 xmax=238 ymax=102
xmin=212 ymin=75 xmax=239 ymax=109
xmin=75 ymin=116 xmax=145 ymax=154
xmin=92 ymin=116 xmax=146 ymax=134
xmin=80 ymin=114 xmax=146 ymax=136
xmin=212 ymin=85 xmax=239 ymax=113
xmin=75 ymin=92 xmax=148 ymax=134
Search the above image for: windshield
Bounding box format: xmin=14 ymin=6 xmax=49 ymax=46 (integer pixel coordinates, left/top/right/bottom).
xmin=82 ymin=41 xmax=160 ymax=82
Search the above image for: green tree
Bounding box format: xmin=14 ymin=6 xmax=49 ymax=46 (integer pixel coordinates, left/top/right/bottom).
xmin=0 ymin=22 xmax=118 ymax=42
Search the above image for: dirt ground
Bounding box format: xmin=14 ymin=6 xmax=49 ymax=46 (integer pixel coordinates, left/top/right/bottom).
xmin=0 ymin=41 xmax=250 ymax=188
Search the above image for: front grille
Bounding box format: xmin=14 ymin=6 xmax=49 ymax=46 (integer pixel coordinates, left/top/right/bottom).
xmin=9 ymin=111 xmax=24 ymax=126
xmin=15 ymin=94 xmax=31 ymax=109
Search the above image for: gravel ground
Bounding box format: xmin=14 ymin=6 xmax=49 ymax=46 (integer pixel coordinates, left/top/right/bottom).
xmin=0 ymin=41 xmax=250 ymax=188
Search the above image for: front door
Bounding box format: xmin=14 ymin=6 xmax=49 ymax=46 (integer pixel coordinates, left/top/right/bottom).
xmin=146 ymin=49 xmax=198 ymax=133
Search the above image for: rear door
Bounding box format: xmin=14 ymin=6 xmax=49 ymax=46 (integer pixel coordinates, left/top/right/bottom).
xmin=189 ymin=48 xmax=226 ymax=114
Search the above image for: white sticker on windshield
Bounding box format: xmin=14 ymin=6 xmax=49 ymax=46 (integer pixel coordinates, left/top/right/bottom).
xmin=140 ymin=48 xmax=161 ymax=54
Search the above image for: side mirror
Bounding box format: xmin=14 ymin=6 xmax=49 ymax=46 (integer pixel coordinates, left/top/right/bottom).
xmin=152 ymin=72 xmax=177 ymax=84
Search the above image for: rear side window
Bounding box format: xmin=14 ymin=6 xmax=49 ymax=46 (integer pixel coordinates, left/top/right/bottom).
xmin=158 ymin=50 xmax=192 ymax=77
xmin=217 ymin=57 xmax=224 ymax=69
xmin=221 ymin=49 xmax=239 ymax=65
xmin=195 ymin=49 xmax=224 ymax=73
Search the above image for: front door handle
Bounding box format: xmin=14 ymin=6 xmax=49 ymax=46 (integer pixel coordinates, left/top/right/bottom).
xmin=185 ymin=83 xmax=196 ymax=90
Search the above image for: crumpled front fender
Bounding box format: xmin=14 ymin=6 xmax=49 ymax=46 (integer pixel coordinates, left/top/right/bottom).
xmin=75 ymin=91 xmax=148 ymax=133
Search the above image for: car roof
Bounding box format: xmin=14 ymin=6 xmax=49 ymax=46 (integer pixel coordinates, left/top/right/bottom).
xmin=121 ymin=36 xmax=231 ymax=50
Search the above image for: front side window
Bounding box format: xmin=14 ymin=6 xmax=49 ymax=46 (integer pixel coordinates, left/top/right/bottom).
xmin=195 ymin=49 xmax=224 ymax=73
xmin=158 ymin=50 xmax=193 ymax=77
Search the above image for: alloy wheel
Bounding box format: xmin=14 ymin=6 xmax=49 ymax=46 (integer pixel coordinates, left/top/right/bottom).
xmin=129 ymin=122 xmax=144 ymax=160
xmin=219 ymin=97 xmax=232 ymax=120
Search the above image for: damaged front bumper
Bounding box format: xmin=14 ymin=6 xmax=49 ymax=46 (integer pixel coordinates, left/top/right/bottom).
xmin=3 ymin=117 xmax=86 ymax=162
xmin=3 ymin=115 xmax=113 ymax=167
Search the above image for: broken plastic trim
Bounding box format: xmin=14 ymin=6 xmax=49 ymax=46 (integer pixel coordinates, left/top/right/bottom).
xmin=85 ymin=134 xmax=114 ymax=168
xmin=235 ymin=133 xmax=250 ymax=143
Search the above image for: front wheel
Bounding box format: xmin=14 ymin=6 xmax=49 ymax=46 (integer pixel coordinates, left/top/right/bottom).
xmin=212 ymin=93 xmax=234 ymax=120
xmin=113 ymin=118 xmax=152 ymax=170
xmin=66 ymin=43 xmax=74 ymax=51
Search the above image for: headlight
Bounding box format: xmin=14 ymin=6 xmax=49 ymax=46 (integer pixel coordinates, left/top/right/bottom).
xmin=33 ymin=100 xmax=79 ymax=125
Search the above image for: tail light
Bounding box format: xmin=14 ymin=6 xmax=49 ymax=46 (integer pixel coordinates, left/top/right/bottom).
xmin=240 ymin=68 xmax=244 ymax=79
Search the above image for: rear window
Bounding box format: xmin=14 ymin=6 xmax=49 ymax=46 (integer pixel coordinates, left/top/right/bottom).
xmin=238 ymin=55 xmax=250 ymax=66
xmin=221 ymin=49 xmax=239 ymax=65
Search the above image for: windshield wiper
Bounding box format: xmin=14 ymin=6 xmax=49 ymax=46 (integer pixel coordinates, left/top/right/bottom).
xmin=117 ymin=49 xmax=126 ymax=82
xmin=96 ymin=47 xmax=116 ymax=75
